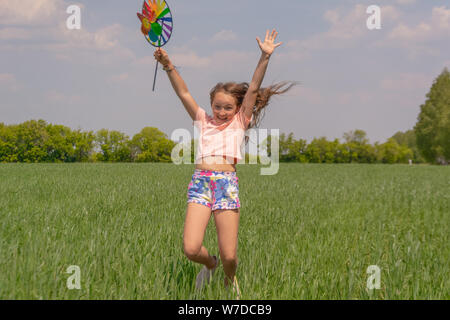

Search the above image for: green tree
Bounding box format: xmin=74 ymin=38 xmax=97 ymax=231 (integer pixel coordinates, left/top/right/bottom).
xmin=305 ymin=137 xmax=340 ymax=163
xmin=375 ymin=138 xmax=413 ymax=164
xmin=391 ymin=129 xmax=425 ymax=163
xmin=130 ymin=127 xmax=175 ymax=162
xmin=414 ymin=68 xmax=450 ymax=164
xmin=262 ymin=133 xmax=308 ymax=163
xmin=279 ymin=133 xmax=297 ymax=162
xmin=342 ymin=130 xmax=377 ymax=163
xmin=44 ymin=124 xmax=76 ymax=162
xmin=13 ymin=120 xmax=49 ymax=162
xmin=72 ymin=129 xmax=96 ymax=162
xmin=343 ymin=129 xmax=369 ymax=144
xmin=0 ymin=123 xmax=19 ymax=162
xmin=95 ymin=129 xmax=132 ymax=162
xmin=291 ymin=138 xmax=308 ymax=163
xmin=335 ymin=142 xmax=351 ymax=163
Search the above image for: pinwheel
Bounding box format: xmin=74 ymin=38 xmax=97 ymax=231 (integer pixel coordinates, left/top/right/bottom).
xmin=137 ymin=0 xmax=173 ymax=91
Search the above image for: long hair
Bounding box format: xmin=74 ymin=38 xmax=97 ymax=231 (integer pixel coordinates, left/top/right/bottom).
xmin=209 ymin=81 xmax=298 ymax=143
xmin=209 ymin=81 xmax=297 ymax=130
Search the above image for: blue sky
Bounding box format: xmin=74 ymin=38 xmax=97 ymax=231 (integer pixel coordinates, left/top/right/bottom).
xmin=1 ymin=0 xmax=449 ymax=144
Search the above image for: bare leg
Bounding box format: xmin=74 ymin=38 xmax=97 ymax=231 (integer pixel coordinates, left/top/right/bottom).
xmin=213 ymin=208 xmax=240 ymax=286
xmin=183 ymin=203 xmax=216 ymax=269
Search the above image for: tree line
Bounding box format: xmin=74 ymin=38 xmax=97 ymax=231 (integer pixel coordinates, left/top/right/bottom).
xmin=1 ymin=68 xmax=448 ymax=164
xmin=0 ymin=121 xmax=175 ymax=163
xmin=0 ymin=121 xmax=429 ymax=165
xmin=265 ymin=130 xmax=418 ymax=164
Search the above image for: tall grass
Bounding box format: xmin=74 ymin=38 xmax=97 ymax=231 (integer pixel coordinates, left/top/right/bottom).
xmin=0 ymin=163 xmax=448 ymax=299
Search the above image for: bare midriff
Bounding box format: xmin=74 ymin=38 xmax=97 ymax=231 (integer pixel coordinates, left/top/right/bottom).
xmin=195 ymin=156 xmax=237 ymax=172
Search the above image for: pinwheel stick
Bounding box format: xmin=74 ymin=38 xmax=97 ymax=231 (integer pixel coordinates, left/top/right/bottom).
xmin=152 ymin=37 xmax=163 ymax=92
xmin=153 ymin=59 xmax=158 ymax=91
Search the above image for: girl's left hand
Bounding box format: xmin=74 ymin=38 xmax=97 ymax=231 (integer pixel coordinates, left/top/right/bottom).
xmin=256 ymin=29 xmax=283 ymax=56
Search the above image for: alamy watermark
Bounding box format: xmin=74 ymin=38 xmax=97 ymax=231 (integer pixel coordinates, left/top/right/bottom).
xmin=366 ymin=5 xmax=381 ymax=30
xmin=171 ymin=125 xmax=280 ymax=175
xmin=366 ymin=265 xmax=381 ymax=290
xmin=66 ymin=265 xmax=81 ymax=290
xmin=66 ymin=5 xmax=81 ymax=30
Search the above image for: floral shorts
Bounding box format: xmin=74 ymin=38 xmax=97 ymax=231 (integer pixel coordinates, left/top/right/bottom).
xmin=187 ymin=169 xmax=240 ymax=211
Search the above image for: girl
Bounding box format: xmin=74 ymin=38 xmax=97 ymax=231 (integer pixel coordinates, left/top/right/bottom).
xmin=154 ymin=29 xmax=295 ymax=299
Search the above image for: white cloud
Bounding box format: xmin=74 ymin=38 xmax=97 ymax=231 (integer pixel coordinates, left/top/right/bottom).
xmin=170 ymin=49 xmax=211 ymax=68
xmin=382 ymin=6 xmax=402 ymax=22
xmin=388 ymin=22 xmax=431 ymax=41
xmin=46 ymin=23 xmax=135 ymax=65
xmin=322 ymin=5 xmax=399 ymax=41
xmin=0 ymin=0 xmax=64 ymax=25
xmin=1 ymin=21 xmax=135 ymax=65
xmin=387 ymin=6 xmax=450 ymax=42
xmin=56 ymin=23 xmax=123 ymax=51
xmin=432 ymin=6 xmax=450 ymax=30
xmin=372 ymin=6 xmax=450 ymax=59
xmin=0 ymin=0 xmax=134 ymax=66
xmin=210 ymin=30 xmax=238 ymax=42
xmin=322 ymin=4 xmax=368 ymax=41
xmin=282 ymin=4 xmax=400 ymax=60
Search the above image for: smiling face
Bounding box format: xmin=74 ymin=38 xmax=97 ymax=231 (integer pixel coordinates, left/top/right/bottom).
xmin=211 ymin=91 xmax=239 ymax=124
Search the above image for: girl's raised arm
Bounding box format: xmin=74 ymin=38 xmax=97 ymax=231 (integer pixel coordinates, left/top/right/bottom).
xmin=241 ymin=29 xmax=282 ymax=120
xmin=154 ymin=48 xmax=199 ymax=121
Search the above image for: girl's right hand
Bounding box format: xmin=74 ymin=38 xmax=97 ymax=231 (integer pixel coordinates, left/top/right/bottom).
xmin=256 ymin=29 xmax=282 ymax=57
xmin=154 ymin=48 xmax=171 ymax=66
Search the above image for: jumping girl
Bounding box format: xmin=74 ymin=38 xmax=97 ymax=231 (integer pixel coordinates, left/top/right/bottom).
xmin=154 ymin=29 xmax=295 ymax=299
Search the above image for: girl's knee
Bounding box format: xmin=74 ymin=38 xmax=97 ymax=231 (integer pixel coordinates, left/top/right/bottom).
xmin=221 ymin=254 xmax=238 ymax=266
xmin=183 ymin=243 xmax=201 ymax=260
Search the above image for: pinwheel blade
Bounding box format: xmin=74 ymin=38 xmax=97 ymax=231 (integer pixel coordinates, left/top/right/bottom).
xmin=138 ymin=0 xmax=174 ymax=92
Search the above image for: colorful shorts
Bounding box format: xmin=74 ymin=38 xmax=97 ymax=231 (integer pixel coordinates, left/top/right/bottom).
xmin=187 ymin=169 xmax=240 ymax=211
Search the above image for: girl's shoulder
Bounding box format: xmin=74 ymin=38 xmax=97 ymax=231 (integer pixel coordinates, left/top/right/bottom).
xmin=192 ymin=107 xmax=207 ymax=125
xmin=236 ymin=108 xmax=253 ymax=129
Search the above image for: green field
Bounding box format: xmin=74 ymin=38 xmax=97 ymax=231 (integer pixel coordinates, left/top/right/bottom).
xmin=0 ymin=163 xmax=448 ymax=299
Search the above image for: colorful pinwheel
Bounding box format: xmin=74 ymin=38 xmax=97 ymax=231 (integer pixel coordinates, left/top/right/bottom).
xmin=137 ymin=0 xmax=173 ymax=48
xmin=137 ymin=0 xmax=174 ymax=91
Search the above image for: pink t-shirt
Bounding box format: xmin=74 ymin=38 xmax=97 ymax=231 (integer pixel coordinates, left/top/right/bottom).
xmin=193 ymin=107 xmax=253 ymax=164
